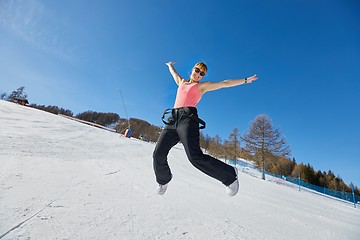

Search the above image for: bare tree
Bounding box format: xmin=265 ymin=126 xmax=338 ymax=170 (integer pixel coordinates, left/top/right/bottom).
xmin=208 ymin=135 xmax=223 ymax=159
xmin=242 ymin=114 xmax=290 ymax=180
xmin=227 ymin=128 xmax=241 ymax=160
xmin=200 ymin=133 xmax=211 ymax=152
xmin=7 ymin=86 xmax=27 ymax=102
xmin=1 ymin=93 xmax=7 ymax=100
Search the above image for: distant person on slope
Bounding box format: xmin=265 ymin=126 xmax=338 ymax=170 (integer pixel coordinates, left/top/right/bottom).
xmin=153 ymin=61 xmax=258 ymax=196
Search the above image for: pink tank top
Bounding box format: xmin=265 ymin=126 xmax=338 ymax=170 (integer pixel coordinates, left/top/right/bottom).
xmin=174 ymin=83 xmax=202 ymax=108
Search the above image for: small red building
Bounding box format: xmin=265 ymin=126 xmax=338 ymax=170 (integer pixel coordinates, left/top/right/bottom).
xmin=14 ymin=97 xmax=29 ymax=106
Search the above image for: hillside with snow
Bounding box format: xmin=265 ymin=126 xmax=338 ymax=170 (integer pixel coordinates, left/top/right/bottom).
xmin=1 ymin=100 xmax=359 ymax=240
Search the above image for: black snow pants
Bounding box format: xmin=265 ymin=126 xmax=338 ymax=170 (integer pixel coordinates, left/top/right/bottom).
xmin=153 ymin=107 xmax=237 ymax=186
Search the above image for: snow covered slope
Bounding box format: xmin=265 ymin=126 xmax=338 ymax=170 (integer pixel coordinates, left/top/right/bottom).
xmin=1 ymin=100 xmax=359 ymax=240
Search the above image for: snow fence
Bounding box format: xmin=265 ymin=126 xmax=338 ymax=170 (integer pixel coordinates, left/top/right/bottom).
xmin=227 ymin=159 xmax=360 ymax=208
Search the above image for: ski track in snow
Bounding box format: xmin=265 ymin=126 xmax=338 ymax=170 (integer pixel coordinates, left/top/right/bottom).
xmin=1 ymin=100 xmax=360 ymax=240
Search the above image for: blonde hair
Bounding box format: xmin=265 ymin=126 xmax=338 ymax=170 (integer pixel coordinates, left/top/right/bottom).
xmin=194 ymin=62 xmax=208 ymax=73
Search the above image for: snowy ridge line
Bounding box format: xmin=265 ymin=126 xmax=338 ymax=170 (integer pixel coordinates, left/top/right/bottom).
xmin=58 ymin=114 xmax=116 ymax=133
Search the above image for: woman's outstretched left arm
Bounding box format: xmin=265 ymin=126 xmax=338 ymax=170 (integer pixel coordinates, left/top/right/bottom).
xmin=199 ymin=74 xmax=258 ymax=94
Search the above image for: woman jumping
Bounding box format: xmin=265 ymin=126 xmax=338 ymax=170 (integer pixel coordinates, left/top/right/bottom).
xmin=153 ymin=61 xmax=258 ymax=196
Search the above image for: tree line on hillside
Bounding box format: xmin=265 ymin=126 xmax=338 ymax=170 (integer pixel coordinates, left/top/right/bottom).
xmin=115 ymin=118 xmax=162 ymax=142
xmin=76 ymin=111 xmax=120 ymax=127
xmin=200 ymin=114 xmax=359 ymax=195
xmin=30 ymin=104 xmax=74 ymax=117
xmin=2 ymin=86 xmax=358 ymax=195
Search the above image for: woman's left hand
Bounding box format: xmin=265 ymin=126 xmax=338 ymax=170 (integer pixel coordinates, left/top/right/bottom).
xmin=246 ymin=74 xmax=258 ymax=83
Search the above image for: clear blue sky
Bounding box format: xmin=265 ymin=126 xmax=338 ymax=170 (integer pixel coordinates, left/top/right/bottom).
xmin=1 ymin=0 xmax=359 ymax=187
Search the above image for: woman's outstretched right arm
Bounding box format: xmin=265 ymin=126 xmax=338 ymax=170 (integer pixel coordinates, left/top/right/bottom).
xmin=166 ymin=62 xmax=183 ymax=86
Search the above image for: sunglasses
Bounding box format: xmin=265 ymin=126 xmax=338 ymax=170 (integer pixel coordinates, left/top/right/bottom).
xmin=194 ymin=67 xmax=206 ymax=76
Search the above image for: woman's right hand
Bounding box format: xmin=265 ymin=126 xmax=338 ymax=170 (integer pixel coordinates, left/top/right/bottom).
xmin=166 ymin=62 xmax=175 ymax=67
